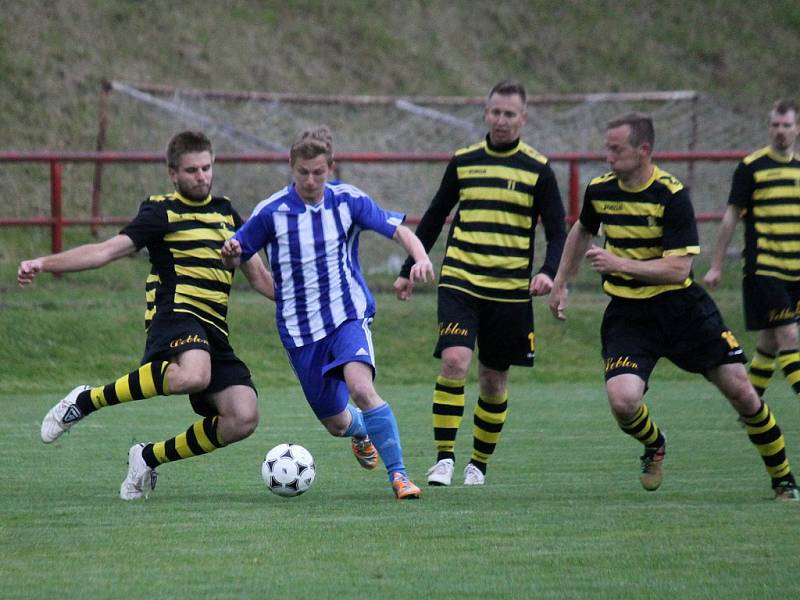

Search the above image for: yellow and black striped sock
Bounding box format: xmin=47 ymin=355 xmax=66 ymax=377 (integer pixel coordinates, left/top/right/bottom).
xmin=740 ymin=400 xmax=792 ymax=486
xmin=748 ymin=348 xmax=776 ymax=397
xmin=777 ymin=350 xmax=800 ymax=399
xmin=469 ymin=391 xmax=508 ymax=474
xmin=75 ymin=361 xmax=170 ymax=415
xmin=142 ymin=416 xmax=224 ymax=467
xmin=433 ymin=375 xmax=465 ymax=462
xmin=616 ymin=403 xmax=664 ymax=450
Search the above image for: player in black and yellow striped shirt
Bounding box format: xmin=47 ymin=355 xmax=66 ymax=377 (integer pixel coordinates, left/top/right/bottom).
xmin=18 ymin=131 xmax=274 ymax=500
xmin=550 ymin=113 xmax=799 ymax=501
xmin=394 ymin=80 xmax=566 ymax=486
xmin=704 ymin=100 xmax=800 ymax=403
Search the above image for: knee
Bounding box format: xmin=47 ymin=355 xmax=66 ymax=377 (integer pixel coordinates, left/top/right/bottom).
xmin=479 ymin=372 xmax=507 ymax=398
xmin=237 ymin=407 xmax=259 ymax=438
xmin=225 ymin=406 xmax=259 ymax=443
xmin=346 ymin=376 xmax=383 ymax=411
xmin=441 ymin=352 xmax=470 ymax=380
xmin=167 ymin=366 xmax=211 ymax=394
xmin=776 ymin=327 xmax=799 ymax=351
xmin=324 ymin=421 xmax=348 ymax=437
xmin=322 ymin=412 xmax=350 ymax=437
xmin=607 ymin=393 xmax=641 ymax=420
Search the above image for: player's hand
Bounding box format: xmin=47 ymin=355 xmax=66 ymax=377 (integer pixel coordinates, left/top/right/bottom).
xmin=529 ymin=273 xmax=553 ymax=297
xmin=393 ymin=276 xmax=414 ymax=301
xmin=17 ymin=259 xmax=43 ymax=287
xmin=548 ymin=284 xmax=568 ymax=321
xmin=409 ymin=258 xmax=435 ymax=284
xmin=585 ymin=245 xmax=620 ymax=274
xmin=703 ymin=267 xmax=721 ymax=290
xmin=222 ymin=238 xmax=242 ymax=258
xmin=221 ymin=238 xmax=243 ymax=268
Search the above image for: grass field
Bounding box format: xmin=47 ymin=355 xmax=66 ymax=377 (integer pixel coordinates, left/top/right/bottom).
xmin=3 ymin=235 xmax=800 ymax=598
xmin=3 ymin=380 xmax=800 ymax=599
xmin=3 ymin=246 xmax=800 ymax=599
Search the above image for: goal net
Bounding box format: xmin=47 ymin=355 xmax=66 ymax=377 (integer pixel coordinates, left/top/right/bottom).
xmin=91 ymin=81 xmax=769 ymax=273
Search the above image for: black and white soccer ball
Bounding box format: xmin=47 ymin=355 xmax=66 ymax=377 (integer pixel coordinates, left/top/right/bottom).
xmin=261 ymin=443 xmax=316 ymax=497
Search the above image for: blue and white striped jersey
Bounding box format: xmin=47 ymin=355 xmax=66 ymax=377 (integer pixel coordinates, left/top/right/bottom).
xmin=234 ymin=181 xmax=405 ymax=348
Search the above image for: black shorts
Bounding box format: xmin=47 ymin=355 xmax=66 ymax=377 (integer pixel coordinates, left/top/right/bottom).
xmin=601 ymin=283 xmax=746 ymax=383
xmin=742 ymin=274 xmax=800 ymax=331
xmin=142 ymin=313 xmax=256 ymax=417
xmin=434 ymin=286 xmax=535 ymax=371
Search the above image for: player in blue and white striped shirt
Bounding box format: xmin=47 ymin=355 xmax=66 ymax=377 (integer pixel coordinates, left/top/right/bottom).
xmin=222 ymin=126 xmax=434 ymax=499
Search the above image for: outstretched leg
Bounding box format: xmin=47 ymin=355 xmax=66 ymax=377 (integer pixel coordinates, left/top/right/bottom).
xmin=708 ymin=362 xmax=798 ymax=500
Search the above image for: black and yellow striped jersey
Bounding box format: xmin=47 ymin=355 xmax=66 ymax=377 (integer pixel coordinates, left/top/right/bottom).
xmin=400 ymin=136 xmax=565 ymax=302
xmin=580 ymin=166 xmax=700 ymax=300
xmin=729 ymin=146 xmax=800 ymax=281
xmin=121 ymin=192 xmax=242 ymax=335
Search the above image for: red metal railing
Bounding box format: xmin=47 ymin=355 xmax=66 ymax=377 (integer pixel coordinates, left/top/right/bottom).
xmin=0 ymin=150 xmax=747 ymax=253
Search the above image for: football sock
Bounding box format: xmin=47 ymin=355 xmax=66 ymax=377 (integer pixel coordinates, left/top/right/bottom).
xmin=777 ymin=349 xmax=800 ymax=399
xmin=432 ymin=375 xmax=465 ymax=462
xmin=748 ymin=348 xmax=776 ymax=397
xmin=75 ymin=361 xmax=170 ymax=415
xmin=344 ymin=403 xmax=367 ymax=438
xmin=469 ymin=391 xmax=508 ymax=473
xmin=616 ymin=403 xmax=664 ymax=450
xmin=363 ymin=402 xmax=405 ymax=481
xmin=739 ymin=400 xmax=792 ymax=485
xmin=142 ymin=416 xmax=224 ymax=468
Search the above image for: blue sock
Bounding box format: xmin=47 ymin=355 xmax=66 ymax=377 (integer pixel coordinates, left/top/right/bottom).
xmin=363 ymin=402 xmax=406 ymax=481
xmin=343 ymin=404 xmax=367 ymax=438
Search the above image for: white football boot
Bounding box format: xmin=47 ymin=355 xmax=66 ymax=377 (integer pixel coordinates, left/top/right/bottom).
xmin=426 ymin=458 xmax=454 ymax=486
xmin=463 ymin=463 xmax=486 ymax=486
xmin=40 ymin=384 xmax=91 ymax=443
xmin=120 ymin=443 xmax=157 ymax=500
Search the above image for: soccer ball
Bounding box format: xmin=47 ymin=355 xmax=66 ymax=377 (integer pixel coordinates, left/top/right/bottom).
xmin=261 ymin=443 xmax=316 ymax=497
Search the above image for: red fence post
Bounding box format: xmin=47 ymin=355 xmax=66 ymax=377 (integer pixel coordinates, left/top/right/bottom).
xmin=50 ymin=160 xmax=63 ymax=255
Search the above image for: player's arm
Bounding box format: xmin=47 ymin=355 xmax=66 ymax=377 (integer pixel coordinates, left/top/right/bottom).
xmin=530 ymin=165 xmax=567 ymax=297
xmin=585 ymin=247 xmax=693 ymax=284
xmin=393 ymin=224 xmax=435 ymax=284
xmin=18 ymin=234 xmax=137 ymax=287
xmin=548 ymin=221 xmax=595 ymax=320
xmin=703 ymin=204 xmax=740 ymax=290
xmin=238 ymin=253 xmax=275 ymax=301
xmin=394 ymin=159 xmax=458 ymax=300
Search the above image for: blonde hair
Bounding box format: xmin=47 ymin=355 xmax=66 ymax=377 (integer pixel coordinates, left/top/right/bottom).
xmin=290 ymin=125 xmax=334 ymax=165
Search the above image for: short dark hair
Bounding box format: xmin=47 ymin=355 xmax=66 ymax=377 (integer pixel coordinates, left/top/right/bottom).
xmin=290 ymin=125 xmax=334 ymax=166
xmin=488 ymin=80 xmax=527 ymax=104
xmin=607 ymin=112 xmax=655 ymax=149
xmin=165 ymin=131 xmax=213 ymax=169
xmin=772 ymin=99 xmax=798 ymax=116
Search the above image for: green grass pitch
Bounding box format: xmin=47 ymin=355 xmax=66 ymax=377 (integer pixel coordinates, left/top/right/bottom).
xmin=3 ymin=380 xmax=799 ymax=599
xmin=2 ymin=248 xmax=799 ymax=598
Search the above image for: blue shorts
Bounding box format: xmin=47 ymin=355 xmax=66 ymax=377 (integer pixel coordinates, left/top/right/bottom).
xmin=286 ymin=318 xmax=376 ymax=420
